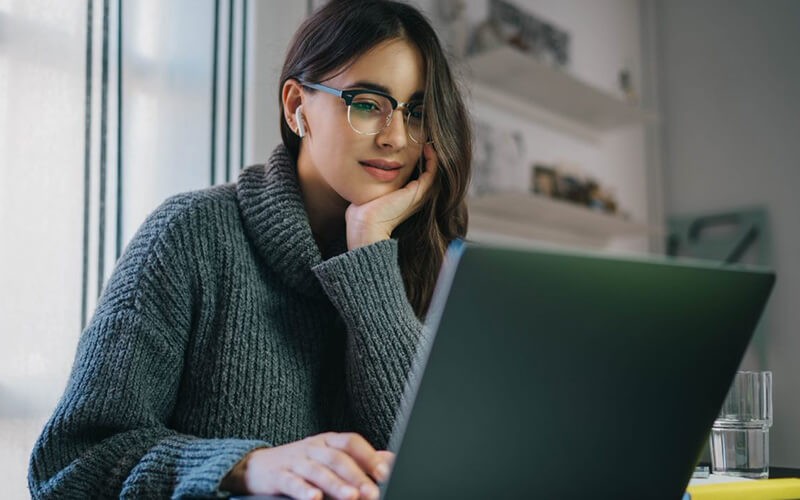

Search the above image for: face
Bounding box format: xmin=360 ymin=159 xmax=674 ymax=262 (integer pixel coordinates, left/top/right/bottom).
xmin=293 ymin=38 xmax=426 ymax=207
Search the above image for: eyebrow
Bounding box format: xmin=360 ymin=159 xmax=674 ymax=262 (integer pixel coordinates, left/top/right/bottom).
xmin=347 ymin=80 xmax=425 ymax=101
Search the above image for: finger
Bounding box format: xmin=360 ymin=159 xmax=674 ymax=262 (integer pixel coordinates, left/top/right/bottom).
xmin=415 ymin=143 xmax=438 ymax=194
xmin=422 ymin=143 xmax=438 ymax=177
xmin=376 ymin=450 xmax=395 ymax=468
xmin=274 ymin=469 xmax=323 ymax=500
xmin=397 ymin=147 xmax=436 ymax=206
xmin=324 ymin=433 xmax=386 ymax=480
xmin=307 ymin=440 xmax=380 ymax=496
xmin=291 ymin=459 xmax=360 ymax=500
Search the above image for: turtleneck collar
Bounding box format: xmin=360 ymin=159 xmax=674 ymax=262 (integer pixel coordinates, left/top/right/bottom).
xmin=236 ymin=144 xmax=346 ymax=299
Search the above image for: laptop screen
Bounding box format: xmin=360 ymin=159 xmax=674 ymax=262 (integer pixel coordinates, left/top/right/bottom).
xmin=384 ymin=241 xmax=775 ymax=499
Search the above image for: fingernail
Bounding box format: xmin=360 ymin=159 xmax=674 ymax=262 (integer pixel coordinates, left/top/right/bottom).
xmin=306 ymin=489 xmax=320 ymax=500
xmin=340 ymin=485 xmax=358 ymax=499
xmin=361 ymin=482 xmax=381 ymax=499
xmin=375 ymin=462 xmax=390 ymax=481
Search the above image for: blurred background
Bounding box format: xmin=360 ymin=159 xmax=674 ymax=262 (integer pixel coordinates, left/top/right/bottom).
xmin=1 ymin=0 xmax=798 ymax=497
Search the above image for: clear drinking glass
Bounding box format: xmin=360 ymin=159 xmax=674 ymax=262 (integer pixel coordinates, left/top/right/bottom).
xmin=709 ymin=371 xmax=773 ymax=478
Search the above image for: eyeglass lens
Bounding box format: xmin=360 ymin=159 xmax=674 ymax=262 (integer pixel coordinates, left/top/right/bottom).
xmin=348 ymin=93 xmax=428 ymax=143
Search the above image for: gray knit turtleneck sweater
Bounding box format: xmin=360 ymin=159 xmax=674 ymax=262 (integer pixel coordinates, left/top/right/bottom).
xmin=28 ymin=145 xmax=424 ymax=499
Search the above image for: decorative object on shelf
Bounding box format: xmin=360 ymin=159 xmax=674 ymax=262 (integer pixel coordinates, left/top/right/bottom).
xmin=433 ymin=0 xmax=470 ymax=59
xmin=618 ymin=67 xmax=639 ymax=105
xmin=471 ymin=121 xmax=495 ymax=196
xmin=467 ymin=0 xmax=570 ymax=68
xmin=586 ymin=180 xmax=618 ymax=214
xmin=555 ymin=167 xmax=588 ymax=205
xmin=531 ymin=164 xmax=558 ymax=198
xmin=530 ymin=162 xmax=620 ymax=215
xmin=471 ymin=120 xmax=525 ymax=196
xmin=468 ymin=18 xmax=505 ymax=56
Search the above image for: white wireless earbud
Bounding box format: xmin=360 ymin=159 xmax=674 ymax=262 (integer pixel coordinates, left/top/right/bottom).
xmin=295 ymin=105 xmax=306 ymax=138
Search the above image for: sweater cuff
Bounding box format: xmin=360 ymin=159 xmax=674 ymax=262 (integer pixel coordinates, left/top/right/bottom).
xmin=312 ymin=239 xmax=418 ymax=328
xmin=121 ymin=436 xmax=269 ymax=498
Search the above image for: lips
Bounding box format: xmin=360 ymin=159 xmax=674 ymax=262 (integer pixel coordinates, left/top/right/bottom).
xmin=359 ymin=159 xmax=403 ymax=170
xmin=359 ymin=159 xmax=404 ymax=182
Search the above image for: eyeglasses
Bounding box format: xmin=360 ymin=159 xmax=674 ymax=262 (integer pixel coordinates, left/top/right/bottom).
xmin=299 ymin=80 xmax=430 ymax=144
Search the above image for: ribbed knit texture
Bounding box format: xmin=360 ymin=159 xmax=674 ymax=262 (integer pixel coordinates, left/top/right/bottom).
xmin=28 ymin=145 xmax=424 ymax=499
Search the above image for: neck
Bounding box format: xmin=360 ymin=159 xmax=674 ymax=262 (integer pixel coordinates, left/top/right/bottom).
xmin=296 ymin=151 xmax=348 ymax=251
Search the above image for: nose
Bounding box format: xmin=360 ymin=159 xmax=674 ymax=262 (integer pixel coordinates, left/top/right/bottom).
xmin=375 ymin=109 xmax=408 ymax=150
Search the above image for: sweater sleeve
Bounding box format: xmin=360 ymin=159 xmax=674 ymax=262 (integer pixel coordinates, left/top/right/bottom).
xmin=311 ymin=239 xmax=423 ymax=449
xmin=28 ymin=196 xmax=268 ymax=499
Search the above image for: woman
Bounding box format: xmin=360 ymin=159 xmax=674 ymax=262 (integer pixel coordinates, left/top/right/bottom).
xmin=29 ymin=0 xmax=471 ymax=498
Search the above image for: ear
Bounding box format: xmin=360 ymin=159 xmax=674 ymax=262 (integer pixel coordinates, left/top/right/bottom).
xmin=282 ymin=79 xmax=305 ymax=137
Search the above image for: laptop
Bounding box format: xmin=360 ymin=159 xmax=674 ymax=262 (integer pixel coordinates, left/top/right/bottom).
xmin=382 ymin=240 xmax=775 ymax=499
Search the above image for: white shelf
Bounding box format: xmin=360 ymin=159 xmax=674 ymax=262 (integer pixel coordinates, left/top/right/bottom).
xmin=467 ymin=192 xmax=660 ymax=247
xmin=466 ymin=46 xmax=656 ymax=132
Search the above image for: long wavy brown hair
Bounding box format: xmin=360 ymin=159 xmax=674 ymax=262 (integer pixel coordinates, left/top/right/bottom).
xmin=279 ymin=0 xmax=472 ymax=318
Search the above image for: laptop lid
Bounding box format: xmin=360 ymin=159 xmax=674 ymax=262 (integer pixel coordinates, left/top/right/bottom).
xmin=383 ymin=241 xmax=775 ymax=499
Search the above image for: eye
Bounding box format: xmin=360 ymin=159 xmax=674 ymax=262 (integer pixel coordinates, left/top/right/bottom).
xmin=352 ymin=101 xmax=379 ymax=112
xmin=408 ymin=104 xmax=425 ymax=121
xmin=351 ymin=95 xmax=385 ymax=114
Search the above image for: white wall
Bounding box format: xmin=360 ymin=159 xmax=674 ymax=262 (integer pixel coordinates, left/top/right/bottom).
xmin=249 ymin=1 xmax=307 ymax=164
xmin=655 ymin=0 xmax=800 ymax=466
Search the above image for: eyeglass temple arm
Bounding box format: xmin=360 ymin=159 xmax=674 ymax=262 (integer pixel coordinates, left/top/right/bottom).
xmin=297 ymin=80 xmax=344 ymax=98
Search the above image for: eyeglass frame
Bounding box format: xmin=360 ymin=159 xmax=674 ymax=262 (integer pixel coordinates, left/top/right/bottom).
xmin=297 ymin=79 xmax=431 ymax=144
